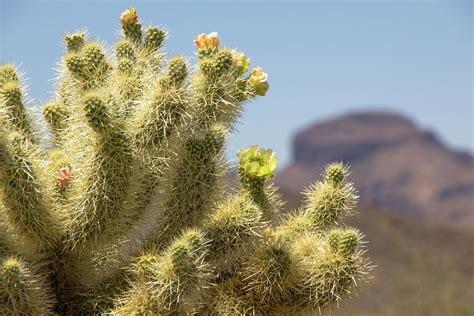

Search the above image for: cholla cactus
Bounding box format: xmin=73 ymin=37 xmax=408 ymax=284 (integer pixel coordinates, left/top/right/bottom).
xmin=0 ymin=8 xmax=371 ymax=315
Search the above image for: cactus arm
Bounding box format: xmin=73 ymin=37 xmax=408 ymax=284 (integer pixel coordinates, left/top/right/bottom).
xmin=0 ymin=206 xmax=14 ymax=258
xmin=0 ymin=129 xmax=59 ymax=253
xmin=64 ymin=42 xmax=111 ymax=92
xmin=303 ymin=162 xmax=358 ymax=229
xmin=148 ymin=125 xmax=227 ymax=250
xmin=42 ymin=101 xmax=69 ymax=146
xmin=65 ymin=93 xmax=134 ymax=250
xmin=114 ymin=229 xmax=211 ymax=315
xmin=290 ymin=229 xmax=370 ymax=311
xmin=204 ymin=194 xmax=266 ymax=279
xmin=133 ymin=56 xmax=189 ymax=152
xmin=0 ymin=257 xmax=55 ymax=315
xmin=0 ymin=65 xmax=36 ymax=142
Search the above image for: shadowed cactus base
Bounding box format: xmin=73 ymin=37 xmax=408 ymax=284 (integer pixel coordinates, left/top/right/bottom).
xmin=0 ymin=7 xmax=371 ymax=315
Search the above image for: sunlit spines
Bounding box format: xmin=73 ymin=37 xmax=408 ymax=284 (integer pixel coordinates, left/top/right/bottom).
xmin=82 ymin=43 xmax=111 ymax=84
xmin=63 ymin=42 xmax=110 ymax=91
xmin=132 ymin=82 xmax=187 ymax=151
xmin=338 ymin=228 xmax=363 ymax=257
xmin=64 ymin=52 xmax=86 ymax=79
xmin=115 ymin=39 xmax=136 ymax=61
xmin=325 ymin=162 xmax=349 ymax=187
xmin=192 ymin=35 xmax=250 ymax=130
xmin=66 ymin=152 xmax=134 ymax=251
xmin=144 ymin=27 xmax=166 ymax=52
xmin=0 ymin=130 xmax=59 ymax=253
xmin=133 ymin=57 xmax=189 ymax=151
xmin=275 ymin=210 xmax=317 ymax=243
xmin=167 ymin=56 xmax=187 ymax=86
xmin=205 ymin=194 xmax=266 ymax=277
xmin=65 ymin=94 xmax=134 ymax=251
xmin=0 ymin=78 xmax=34 ymax=138
xmin=303 ymin=163 xmax=358 ymax=229
xmin=0 ymin=7 xmax=371 ymax=313
xmin=0 ymin=64 xmax=19 ymax=87
xmin=116 ymin=230 xmax=212 ymax=315
xmin=198 ymin=50 xmax=233 ymax=78
xmin=113 ymin=48 xmax=143 ymax=117
xmin=43 ymin=101 xmax=68 ymax=131
xmin=82 ymin=93 xmax=112 ymax=132
xmin=292 ymin=230 xmax=370 ymax=311
xmin=152 ymin=229 xmax=212 ymax=314
xmin=0 ymin=257 xmax=55 ymax=315
xmin=214 ymin=50 xmax=233 ymax=75
xmin=42 ymin=101 xmax=69 ymax=144
xmin=241 ymin=239 xmax=301 ymax=310
xmin=117 ymin=59 xmax=134 ymax=75
xmin=149 ymin=124 xmax=227 ymax=250
xmin=327 ymin=229 xmax=341 ymax=253
xmin=212 ymin=280 xmax=257 ymax=315
xmin=82 ymin=43 xmax=108 ymax=71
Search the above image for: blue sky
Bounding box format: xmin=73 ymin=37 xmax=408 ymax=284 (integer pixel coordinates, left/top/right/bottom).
xmin=0 ymin=0 xmax=472 ymax=167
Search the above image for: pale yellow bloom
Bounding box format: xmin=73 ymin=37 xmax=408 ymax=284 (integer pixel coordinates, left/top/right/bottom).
xmin=120 ymin=7 xmax=138 ymax=26
xmin=231 ymin=50 xmax=250 ymax=74
xmin=248 ymin=67 xmax=269 ymax=96
xmin=237 ymin=145 xmax=277 ymax=179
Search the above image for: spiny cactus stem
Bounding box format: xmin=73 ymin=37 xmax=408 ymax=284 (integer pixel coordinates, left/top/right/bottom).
xmin=147 ymin=127 xmax=225 ymax=251
xmin=0 ymin=7 xmax=370 ymax=314
xmin=239 ymin=172 xmax=266 ymax=207
xmin=0 ymin=257 xmax=55 ymax=315
xmin=0 ymin=81 xmax=34 ymax=138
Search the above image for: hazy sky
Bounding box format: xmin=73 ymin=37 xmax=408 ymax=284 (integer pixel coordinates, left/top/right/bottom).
xmin=1 ymin=0 xmax=472 ymax=167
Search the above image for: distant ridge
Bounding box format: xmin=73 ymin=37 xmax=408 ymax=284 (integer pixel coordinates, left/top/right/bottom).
xmin=278 ymin=111 xmax=474 ymax=228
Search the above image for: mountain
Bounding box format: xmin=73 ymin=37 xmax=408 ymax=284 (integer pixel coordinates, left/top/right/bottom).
xmin=278 ymin=111 xmax=474 ymax=229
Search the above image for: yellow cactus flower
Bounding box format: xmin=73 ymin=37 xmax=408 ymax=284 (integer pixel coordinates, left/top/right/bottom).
xmin=231 ymin=50 xmax=250 ymax=74
xmin=248 ymin=67 xmax=269 ymax=96
xmin=120 ymin=7 xmax=138 ymax=26
xmin=237 ymin=145 xmax=278 ymax=179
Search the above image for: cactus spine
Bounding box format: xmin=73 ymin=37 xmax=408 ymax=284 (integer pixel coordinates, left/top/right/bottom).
xmin=0 ymin=8 xmax=371 ymax=314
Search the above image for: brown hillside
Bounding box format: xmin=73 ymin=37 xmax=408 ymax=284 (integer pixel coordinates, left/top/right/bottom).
xmin=278 ymin=111 xmax=474 ymax=229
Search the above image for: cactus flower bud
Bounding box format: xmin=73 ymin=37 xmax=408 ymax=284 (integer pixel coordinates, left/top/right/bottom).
xmin=248 ymin=67 xmax=269 ymax=96
xmin=194 ymin=32 xmax=220 ymax=50
xmin=0 ymin=64 xmax=18 ymax=86
xmin=120 ymin=7 xmax=138 ymax=26
xmin=231 ymin=50 xmax=250 ymax=74
xmin=57 ymin=166 xmax=72 ymax=190
xmin=65 ymin=32 xmax=85 ymax=53
xmin=339 ymin=229 xmax=361 ymax=257
xmin=325 ymin=162 xmax=348 ymax=186
xmin=237 ymin=145 xmax=278 ymax=179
